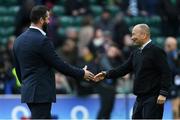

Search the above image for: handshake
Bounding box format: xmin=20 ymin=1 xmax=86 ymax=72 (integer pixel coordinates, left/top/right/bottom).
xmin=83 ymin=65 xmax=106 ymax=82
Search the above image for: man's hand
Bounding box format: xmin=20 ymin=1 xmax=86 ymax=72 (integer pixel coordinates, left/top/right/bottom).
xmin=94 ymin=71 xmax=106 ymax=82
xmin=83 ymin=65 xmax=94 ymax=81
xmin=157 ymin=95 xmax=166 ymax=104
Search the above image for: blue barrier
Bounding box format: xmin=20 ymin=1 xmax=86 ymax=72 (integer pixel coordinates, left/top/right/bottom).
xmin=0 ymin=94 xmax=172 ymax=119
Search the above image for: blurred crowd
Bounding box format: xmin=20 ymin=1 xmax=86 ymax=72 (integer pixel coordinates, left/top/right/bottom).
xmin=0 ymin=0 xmax=180 ymax=118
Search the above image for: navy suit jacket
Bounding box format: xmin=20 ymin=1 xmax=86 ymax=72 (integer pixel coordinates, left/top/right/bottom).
xmin=13 ymin=28 xmax=84 ymax=103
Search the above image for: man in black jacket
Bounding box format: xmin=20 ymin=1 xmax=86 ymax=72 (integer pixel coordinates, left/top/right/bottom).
xmin=94 ymin=24 xmax=171 ymax=119
xmin=13 ymin=5 xmax=94 ymax=119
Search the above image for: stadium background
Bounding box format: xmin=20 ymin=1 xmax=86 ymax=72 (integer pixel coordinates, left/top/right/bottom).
xmin=0 ymin=0 xmax=179 ymax=119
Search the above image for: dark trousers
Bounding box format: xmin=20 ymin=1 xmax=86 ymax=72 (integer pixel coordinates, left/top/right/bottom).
xmin=96 ymin=84 xmax=116 ymax=119
xmin=27 ymin=103 xmax=52 ymax=119
xmin=132 ymin=96 xmax=164 ymax=119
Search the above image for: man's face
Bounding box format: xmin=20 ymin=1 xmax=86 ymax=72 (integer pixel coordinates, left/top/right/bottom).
xmin=44 ymin=11 xmax=50 ymax=24
xmin=165 ymin=38 xmax=177 ymax=52
xmin=42 ymin=11 xmax=50 ymax=32
xmin=102 ymin=12 xmax=110 ymax=20
xmin=131 ymin=26 xmax=145 ymax=46
xmin=107 ymin=46 xmax=120 ymax=58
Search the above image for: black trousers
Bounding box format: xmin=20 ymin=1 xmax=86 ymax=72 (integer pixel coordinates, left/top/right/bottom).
xmin=132 ymin=96 xmax=164 ymax=119
xmin=27 ymin=103 xmax=52 ymax=119
xmin=96 ymin=84 xmax=116 ymax=119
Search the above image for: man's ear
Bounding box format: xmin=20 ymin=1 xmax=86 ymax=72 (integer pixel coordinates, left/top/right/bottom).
xmin=142 ymin=33 xmax=147 ymax=40
xmin=40 ymin=17 xmax=44 ymax=24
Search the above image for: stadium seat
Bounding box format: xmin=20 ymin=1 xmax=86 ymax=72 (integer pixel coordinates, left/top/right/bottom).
xmin=151 ymin=27 xmax=161 ymax=37
xmin=0 ymin=27 xmax=4 ymax=36
xmin=0 ymin=27 xmax=14 ymax=37
xmin=146 ymin=16 xmax=161 ymax=27
xmin=57 ymin=26 xmax=80 ymax=37
xmin=0 ymin=6 xmax=7 ymax=16
xmin=57 ymin=0 xmax=65 ymax=6
xmin=8 ymin=6 xmax=20 ymax=16
xmin=52 ymin=5 xmax=65 ymax=16
xmin=0 ymin=17 xmax=3 ymax=25
xmin=57 ymin=27 xmax=66 ymax=37
xmin=132 ymin=16 xmax=146 ymax=25
xmin=7 ymin=0 xmax=18 ymax=5
xmin=89 ymin=0 xmax=97 ymax=5
xmin=0 ymin=1 xmax=2 ymax=5
xmin=58 ymin=16 xmax=74 ymax=28
xmin=6 ymin=27 xmax=15 ymax=36
xmin=0 ymin=27 xmax=7 ymax=37
xmin=90 ymin=5 xmax=103 ymax=16
xmin=106 ymin=5 xmax=120 ymax=16
xmin=0 ymin=0 xmax=4 ymax=5
xmin=124 ymin=16 xmax=132 ymax=27
xmin=0 ymin=37 xmax=8 ymax=45
xmin=124 ymin=16 xmax=145 ymax=27
xmin=3 ymin=16 xmax=15 ymax=27
xmin=0 ymin=0 xmax=18 ymax=5
xmin=152 ymin=37 xmax=165 ymax=48
xmin=177 ymin=37 xmax=180 ymax=48
xmin=0 ymin=16 xmax=15 ymax=27
xmin=73 ymin=16 xmax=83 ymax=27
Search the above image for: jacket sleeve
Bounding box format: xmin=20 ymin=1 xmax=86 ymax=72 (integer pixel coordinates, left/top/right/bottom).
xmin=154 ymin=48 xmax=171 ymax=97
xmin=40 ymin=38 xmax=84 ymax=79
xmin=106 ymin=52 xmax=133 ymax=79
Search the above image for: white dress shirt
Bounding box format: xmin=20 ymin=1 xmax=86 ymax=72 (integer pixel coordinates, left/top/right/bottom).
xmin=140 ymin=39 xmax=152 ymax=50
xmin=29 ymin=25 xmax=46 ymax=36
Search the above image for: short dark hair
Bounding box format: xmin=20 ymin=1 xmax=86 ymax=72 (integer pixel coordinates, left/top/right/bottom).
xmin=30 ymin=5 xmax=49 ymax=24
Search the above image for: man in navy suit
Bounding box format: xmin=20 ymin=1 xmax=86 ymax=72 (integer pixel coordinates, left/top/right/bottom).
xmin=13 ymin=5 xmax=94 ymax=119
xmin=94 ymin=24 xmax=171 ymax=119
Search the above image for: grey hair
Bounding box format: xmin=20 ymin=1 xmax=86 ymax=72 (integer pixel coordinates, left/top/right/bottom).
xmin=135 ymin=24 xmax=151 ymax=37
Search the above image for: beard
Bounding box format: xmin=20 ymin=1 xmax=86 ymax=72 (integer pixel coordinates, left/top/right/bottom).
xmin=42 ymin=22 xmax=48 ymax=33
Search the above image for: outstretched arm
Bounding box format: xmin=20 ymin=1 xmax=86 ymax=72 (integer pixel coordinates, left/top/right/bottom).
xmin=94 ymin=53 xmax=133 ymax=82
xmin=40 ymin=38 xmax=94 ymax=80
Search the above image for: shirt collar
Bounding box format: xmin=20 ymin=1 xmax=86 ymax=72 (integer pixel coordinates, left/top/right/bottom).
xmin=29 ymin=26 xmax=46 ymax=36
xmin=140 ymin=39 xmax=151 ymax=50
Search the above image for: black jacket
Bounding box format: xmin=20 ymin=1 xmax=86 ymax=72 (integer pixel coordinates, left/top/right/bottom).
xmin=13 ymin=28 xmax=84 ymax=103
xmin=106 ymin=42 xmax=171 ymax=97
